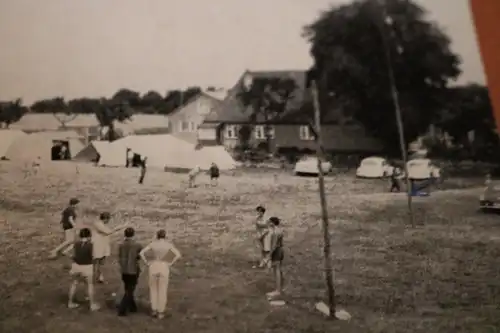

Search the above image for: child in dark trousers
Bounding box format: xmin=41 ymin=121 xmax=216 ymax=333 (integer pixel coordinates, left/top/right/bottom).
xmin=117 ymin=227 xmax=143 ymax=316
xmin=209 ymin=163 xmax=220 ymax=186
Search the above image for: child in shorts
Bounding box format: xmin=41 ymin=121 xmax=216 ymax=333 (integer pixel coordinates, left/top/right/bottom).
xmin=68 ymin=228 xmax=100 ymax=311
xmin=265 ymin=217 xmax=285 ymax=299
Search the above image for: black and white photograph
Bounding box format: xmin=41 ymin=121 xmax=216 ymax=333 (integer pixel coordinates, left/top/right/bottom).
xmin=1 ymin=0 xmax=499 ymax=332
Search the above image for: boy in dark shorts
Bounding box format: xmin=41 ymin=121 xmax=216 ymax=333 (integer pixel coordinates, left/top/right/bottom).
xmin=49 ymin=198 xmax=80 ymax=259
xmin=265 ymin=217 xmax=284 ymax=299
xmin=117 ymin=227 xmax=143 ymax=316
xmin=209 ymin=163 xmax=220 ymax=186
xmin=68 ymin=228 xmax=100 ymax=311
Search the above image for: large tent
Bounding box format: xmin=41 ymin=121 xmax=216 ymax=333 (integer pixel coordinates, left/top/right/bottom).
xmin=81 ymin=134 xmax=237 ymax=170
xmin=0 ymin=129 xmax=27 ymax=159
xmin=4 ymin=130 xmax=86 ymax=161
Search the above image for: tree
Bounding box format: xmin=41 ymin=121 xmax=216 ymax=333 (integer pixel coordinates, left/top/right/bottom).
xmin=236 ymin=76 xmax=297 ymax=152
xmin=140 ymin=90 xmax=165 ymax=114
xmin=111 ymin=89 xmax=141 ymax=107
xmin=437 ymin=84 xmax=498 ymax=159
xmin=94 ymin=99 xmax=134 ymax=142
xmin=303 ymin=0 xmax=461 ymax=154
xmin=0 ymin=99 xmax=27 ymax=128
xmin=30 ymin=97 xmax=67 ymax=113
xmin=30 ymin=97 xmax=76 ymax=127
xmin=68 ymin=98 xmax=100 ymax=114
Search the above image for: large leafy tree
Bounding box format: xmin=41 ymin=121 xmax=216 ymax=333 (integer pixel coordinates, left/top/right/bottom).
xmin=303 ymin=0 xmax=461 ymax=154
xmin=438 ymin=84 xmax=497 ymax=152
xmin=95 ymin=99 xmax=134 ymax=142
xmin=0 ymin=99 xmax=27 ymax=128
xmin=140 ymin=90 xmax=165 ymax=113
xmin=236 ymin=76 xmax=297 ymax=152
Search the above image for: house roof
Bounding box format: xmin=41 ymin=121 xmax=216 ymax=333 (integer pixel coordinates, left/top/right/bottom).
xmin=167 ymin=91 xmax=226 ymax=118
xmin=202 ymin=89 xmax=227 ymax=101
xmin=203 ymin=69 xmax=333 ymax=124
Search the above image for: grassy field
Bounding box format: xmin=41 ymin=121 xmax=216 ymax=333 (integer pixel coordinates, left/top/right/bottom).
xmin=1 ymin=161 xmax=499 ymax=333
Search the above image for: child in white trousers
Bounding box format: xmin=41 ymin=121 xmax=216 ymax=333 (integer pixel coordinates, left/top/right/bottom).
xmin=139 ymin=229 xmax=181 ymax=319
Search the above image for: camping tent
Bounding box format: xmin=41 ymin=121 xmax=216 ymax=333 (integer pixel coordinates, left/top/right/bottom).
xmin=0 ymin=129 xmax=27 ymax=159
xmin=5 ymin=130 xmax=86 ymax=161
xmin=73 ymin=140 xmax=113 ymax=163
xmin=100 ymin=134 xmax=237 ymax=170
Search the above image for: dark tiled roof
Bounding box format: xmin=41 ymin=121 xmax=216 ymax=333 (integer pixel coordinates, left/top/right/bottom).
xmin=203 ymin=69 xmax=309 ymax=124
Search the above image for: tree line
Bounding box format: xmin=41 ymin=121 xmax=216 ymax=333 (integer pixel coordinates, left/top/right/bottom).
xmin=235 ymin=0 xmax=498 ymax=161
xmin=0 ymin=0 xmax=497 ymax=161
xmin=0 ymin=86 xmax=218 ymax=128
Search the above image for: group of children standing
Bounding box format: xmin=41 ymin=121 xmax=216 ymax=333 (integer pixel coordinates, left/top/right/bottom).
xmin=49 ymin=198 xmax=182 ymax=318
xmin=49 ymin=194 xmax=283 ymax=319
xmin=253 ymin=205 xmax=285 ymax=299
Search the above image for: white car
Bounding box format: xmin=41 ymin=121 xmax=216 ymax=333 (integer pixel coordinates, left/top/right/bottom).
xmin=406 ymin=158 xmax=441 ymax=180
xmin=356 ymin=157 xmax=394 ymax=178
xmin=294 ymin=156 xmax=332 ymax=175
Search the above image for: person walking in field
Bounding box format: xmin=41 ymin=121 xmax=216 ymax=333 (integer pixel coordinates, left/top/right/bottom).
xmin=188 ymin=165 xmax=202 ymax=188
xmin=117 ymin=227 xmax=143 ymax=316
xmin=139 ymin=229 xmax=181 ymax=319
xmin=253 ymin=205 xmax=270 ymax=269
xmin=389 ymin=166 xmax=402 ymax=193
xmin=138 ymin=157 xmax=147 ymax=184
xmin=67 ymin=227 xmax=100 ymax=311
xmin=209 ymin=162 xmax=220 ymax=186
xmin=265 ymin=217 xmax=285 ymax=299
xmin=48 ymin=198 xmax=80 ymax=260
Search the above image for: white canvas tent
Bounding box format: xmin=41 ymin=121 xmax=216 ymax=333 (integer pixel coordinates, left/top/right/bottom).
xmin=0 ymin=129 xmax=27 ymax=159
xmin=4 ymin=130 xmax=85 ymax=161
xmin=73 ymin=140 xmax=113 ymax=163
xmin=99 ymin=134 xmax=237 ymax=170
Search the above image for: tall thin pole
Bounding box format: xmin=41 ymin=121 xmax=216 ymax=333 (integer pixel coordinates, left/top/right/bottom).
xmin=311 ymin=80 xmax=336 ymax=318
xmin=378 ymin=1 xmax=414 ymax=227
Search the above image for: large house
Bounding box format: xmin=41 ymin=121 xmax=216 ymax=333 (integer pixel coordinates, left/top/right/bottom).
xmin=168 ymin=89 xmax=227 ymax=143
xmin=198 ymin=69 xmax=383 ymax=154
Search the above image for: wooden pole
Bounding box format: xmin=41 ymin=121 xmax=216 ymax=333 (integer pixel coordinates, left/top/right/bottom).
xmin=378 ymin=1 xmax=414 ymax=227
xmin=311 ymin=80 xmax=336 ymax=318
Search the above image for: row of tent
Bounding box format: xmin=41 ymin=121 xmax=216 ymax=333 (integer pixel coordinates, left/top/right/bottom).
xmin=75 ymin=134 xmax=237 ymax=170
xmin=0 ymin=129 xmax=237 ymax=171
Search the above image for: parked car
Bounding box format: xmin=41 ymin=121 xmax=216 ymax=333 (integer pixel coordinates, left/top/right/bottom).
xmin=356 ymin=157 xmax=394 ymax=178
xmin=406 ymin=158 xmax=441 ymax=180
xmin=294 ymin=156 xmax=332 ymax=175
xmin=479 ymin=181 xmax=500 ymax=212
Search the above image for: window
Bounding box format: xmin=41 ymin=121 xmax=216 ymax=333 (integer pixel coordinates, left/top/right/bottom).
xmin=224 ymin=125 xmax=238 ymax=139
xmin=178 ymin=121 xmax=189 ymax=132
xmin=299 ymin=125 xmax=314 ymax=140
xmin=189 ymin=122 xmax=197 ymax=132
xmin=254 ymin=125 xmax=275 ymax=139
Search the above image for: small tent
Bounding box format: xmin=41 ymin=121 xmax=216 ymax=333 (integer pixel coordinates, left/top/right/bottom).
xmin=5 ymin=130 xmax=86 ymax=161
xmin=73 ymin=140 xmax=112 ymax=164
xmin=0 ymin=129 xmax=27 ymax=160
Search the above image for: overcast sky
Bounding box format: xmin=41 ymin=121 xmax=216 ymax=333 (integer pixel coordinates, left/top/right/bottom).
xmin=0 ymin=0 xmax=485 ymax=104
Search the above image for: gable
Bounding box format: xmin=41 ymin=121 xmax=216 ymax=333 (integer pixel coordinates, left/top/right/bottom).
xmin=168 ymin=94 xmax=222 ymax=119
